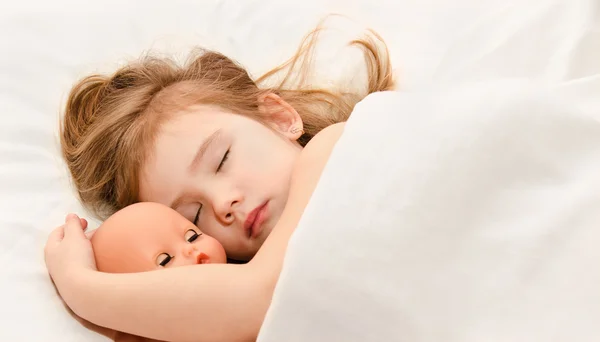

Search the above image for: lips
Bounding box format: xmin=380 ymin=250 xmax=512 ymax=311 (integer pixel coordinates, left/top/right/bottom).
xmin=196 ymin=252 xmax=210 ymax=264
xmin=244 ymin=201 xmax=268 ymax=238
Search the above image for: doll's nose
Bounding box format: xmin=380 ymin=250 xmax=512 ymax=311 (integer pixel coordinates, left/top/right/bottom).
xmin=182 ymin=244 xmax=197 ymax=257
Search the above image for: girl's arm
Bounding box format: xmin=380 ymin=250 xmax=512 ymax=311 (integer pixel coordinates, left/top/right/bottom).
xmin=54 ymin=123 xmax=346 ymax=342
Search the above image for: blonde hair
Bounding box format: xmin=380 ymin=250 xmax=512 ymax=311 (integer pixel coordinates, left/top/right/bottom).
xmin=61 ymin=24 xmax=395 ymax=219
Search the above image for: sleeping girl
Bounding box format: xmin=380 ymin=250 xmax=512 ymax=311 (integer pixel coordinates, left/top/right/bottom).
xmin=45 ymin=20 xmax=394 ymax=341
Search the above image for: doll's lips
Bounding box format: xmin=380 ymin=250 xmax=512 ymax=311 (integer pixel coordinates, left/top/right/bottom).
xmin=196 ymin=252 xmax=210 ymax=264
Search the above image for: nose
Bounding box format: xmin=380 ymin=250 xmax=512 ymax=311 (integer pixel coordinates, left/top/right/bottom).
xmin=182 ymin=244 xmax=197 ymax=257
xmin=212 ymin=191 xmax=242 ymax=225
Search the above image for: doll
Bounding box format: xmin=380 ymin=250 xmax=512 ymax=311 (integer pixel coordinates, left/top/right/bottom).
xmin=89 ymin=202 xmax=228 ymax=341
xmin=91 ymin=202 xmax=227 ymax=273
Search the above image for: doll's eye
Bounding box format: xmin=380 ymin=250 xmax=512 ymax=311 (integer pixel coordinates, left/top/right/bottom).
xmin=185 ymin=229 xmax=202 ymax=243
xmin=157 ymin=253 xmax=173 ymax=267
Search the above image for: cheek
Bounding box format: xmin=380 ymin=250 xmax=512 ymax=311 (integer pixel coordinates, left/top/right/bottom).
xmin=172 ymin=258 xmax=197 ymax=268
xmin=246 ymin=143 xmax=293 ymax=176
xmin=206 ymin=242 xmax=227 ymax=263
xmin=264 ymin=156 xmax=295 ymax=187
xmin=136 ymin=260 xmax=163 ymax=273
xmin=198 ymin=225 xmax=236 ymax=248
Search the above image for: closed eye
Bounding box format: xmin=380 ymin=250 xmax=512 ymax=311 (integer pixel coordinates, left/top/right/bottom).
xmin=157 ymin=253 xmax=173 ymax=267
xmin=185 ymin=229 xmax=202 ymax=242
xmin=193 ymin=205 xmax=202 ymax=225
xmin=216 ymin=149 xmax=229 ymax=172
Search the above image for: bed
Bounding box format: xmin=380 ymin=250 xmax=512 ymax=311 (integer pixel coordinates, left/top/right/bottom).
xmin=1 ymin=0 xmax=598 ymax=340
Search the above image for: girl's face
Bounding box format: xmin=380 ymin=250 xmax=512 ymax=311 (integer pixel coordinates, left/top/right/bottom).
xmin=139 ymin=97 xmax=303 ymax=261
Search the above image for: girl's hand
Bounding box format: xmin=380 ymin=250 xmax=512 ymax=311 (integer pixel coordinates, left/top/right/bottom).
xmin=44 ymin=213 xmax=97 ymax=302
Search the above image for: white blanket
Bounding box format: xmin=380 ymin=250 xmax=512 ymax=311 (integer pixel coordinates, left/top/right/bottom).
xmin=260 ymin=79 xmax=600 ymax=341
xmin=260 ymin=0 xmax=600 ymax=340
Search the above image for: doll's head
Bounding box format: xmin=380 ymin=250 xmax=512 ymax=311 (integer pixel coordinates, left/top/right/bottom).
xmin=91 ymin=202 xmax=227 ymax=273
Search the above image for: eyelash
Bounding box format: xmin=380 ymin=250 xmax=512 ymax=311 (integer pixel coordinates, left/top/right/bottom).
xmin=217 ymin=149 xmax=229 ymax=172
xmin=193 ymin=206 xmax=202 ymax=225
xmin=192 ymin=149 xmax=229 ymax=225
xmin=158 ymin=230 xmax=202 ymax=267
xmin=159 ymin=254 xmax=173 ymax=267
xmin=187 ymin=229 xmax=202 ymax=242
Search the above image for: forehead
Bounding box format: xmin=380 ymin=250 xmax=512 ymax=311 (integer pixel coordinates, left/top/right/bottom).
xmin=138 ymin=105 xmax=247 ymax=203
xmin=118 ymin=208 xmax=187 ymax=243
xmin=138 ymin=109 xmax=211 ymax=203
xmin=164 ymin=105 xmax=237 ymax=128
xmin=157 ymin=104 xmax=262 ymax=141
xmin=94 ymin=206 xmax=192 ymax=272
xmin=117 ymin=213 xmax=189 ymax=261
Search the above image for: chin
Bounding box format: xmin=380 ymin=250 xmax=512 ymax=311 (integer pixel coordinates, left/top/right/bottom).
xmin=259 ymin=224 xmax=275 ymax=241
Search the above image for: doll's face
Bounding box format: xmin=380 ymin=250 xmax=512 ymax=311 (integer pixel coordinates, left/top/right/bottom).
xmin=91 ymin=202 xmax=227 ymax=273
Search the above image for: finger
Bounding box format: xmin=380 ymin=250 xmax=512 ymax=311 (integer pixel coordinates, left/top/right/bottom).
xmin=46 ymin=225 xmax=65 ymax=244
xmin=85 ymin=229 xmax=96 ymax=240
xmin=80 ymin=218 xmax=88 ymax=230
xmin=44 ymin=226 xmax=65 ymax=256
xmin=64 ymin=213 xmax=86 ymax=240
xmin=65 ymin=213 xmax=76 ymax=223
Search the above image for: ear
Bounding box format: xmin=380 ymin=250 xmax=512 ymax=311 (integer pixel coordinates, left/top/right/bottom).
xmin=258 ymin=93 xmax=304 ymax=140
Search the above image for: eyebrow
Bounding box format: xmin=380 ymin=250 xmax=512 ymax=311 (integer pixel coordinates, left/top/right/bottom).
xmin=170 ymin=129 xmax=222 ymax=210
xmin=188 ymin=129 xmax=222 ymax=174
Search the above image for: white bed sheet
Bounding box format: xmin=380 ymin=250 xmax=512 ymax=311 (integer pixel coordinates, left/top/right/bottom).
xmin=0 ymin=0 xmax=570 ymax=340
